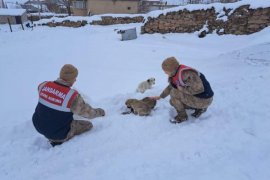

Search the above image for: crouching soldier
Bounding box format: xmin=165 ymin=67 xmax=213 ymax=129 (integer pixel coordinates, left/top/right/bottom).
xmin=32 ymin=64 xmax=105 ymax=147
xmin=151 ymin=57 xmax=214 ymax=123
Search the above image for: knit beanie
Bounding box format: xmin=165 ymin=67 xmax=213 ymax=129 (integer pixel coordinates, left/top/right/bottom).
xmin=162 ymin=57 xmax=179 ymax=75
xmin=59 ymin=64 xmax=78 ymax=83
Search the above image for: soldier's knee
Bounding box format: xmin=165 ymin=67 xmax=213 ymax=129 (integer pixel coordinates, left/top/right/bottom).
xmin=169 ymin=98 xmax=174 ymax=106
xmin=170 ymin=98 xmax=178 ymax=106
xmin=77 ymin=120 xmax=93 ymax=132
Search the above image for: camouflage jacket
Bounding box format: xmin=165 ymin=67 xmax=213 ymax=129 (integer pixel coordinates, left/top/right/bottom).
xmin=55 ymin=79 xmax=104 ymax=119
xmin=160 ymin=70 xmax=204 ymax=99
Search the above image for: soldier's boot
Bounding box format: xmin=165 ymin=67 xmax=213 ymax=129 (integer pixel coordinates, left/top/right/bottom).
xmin=49 ymin=141 xmax=63 ymax=147
xmin=191 ymin=108 xmax=207 ymax=118
xmin=170 ymin=112 xmax=188 ymax=124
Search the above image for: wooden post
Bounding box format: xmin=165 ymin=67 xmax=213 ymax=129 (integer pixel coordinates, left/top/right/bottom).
xmin=7 ymin=18 xmax=12 ymax=32
xmin=21 ymin=21 xmax=24 ymax=30
xmin=20 ymin=16 xmax=24 ymax=31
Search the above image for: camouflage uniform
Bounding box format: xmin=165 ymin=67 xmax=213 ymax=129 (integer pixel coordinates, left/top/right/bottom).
xmin=47 ymin=79 xmax=105 ymax=144
xmin=51 ymin=93 xmax=104 ymax=143
xmin=33 ymin=64 xmax=106 ymax=146
xmin=160 ymin=70 xmax=213 ymax=120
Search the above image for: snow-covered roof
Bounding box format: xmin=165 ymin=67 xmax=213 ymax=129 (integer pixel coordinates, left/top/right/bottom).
xmin=0 ymin=8 xmax=26 ymax=16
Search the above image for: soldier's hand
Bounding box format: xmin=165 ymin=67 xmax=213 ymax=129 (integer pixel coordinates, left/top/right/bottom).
xmin=97 ymin=108 xmax=105 ymax=116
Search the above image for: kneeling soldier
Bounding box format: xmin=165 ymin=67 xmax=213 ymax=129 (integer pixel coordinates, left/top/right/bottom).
xmin=32 ymin=64 xmax=105 ymax=147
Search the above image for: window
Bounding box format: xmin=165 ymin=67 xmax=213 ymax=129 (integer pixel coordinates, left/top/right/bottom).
xmin=73 ymin=0 xmax=86 ymax=9
xmin=127 ymin=7 xmax=131 ymax=10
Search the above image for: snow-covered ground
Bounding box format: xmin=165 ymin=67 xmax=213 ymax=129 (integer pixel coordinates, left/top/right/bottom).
xmin=1 ymin=4 xmax=270 ymax=180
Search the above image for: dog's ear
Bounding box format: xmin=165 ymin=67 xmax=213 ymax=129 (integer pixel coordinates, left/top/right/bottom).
xmin=147 ymin=79 xmax=150 ymax=83
xmin=125 ymin=100 xmax=130 ymax=106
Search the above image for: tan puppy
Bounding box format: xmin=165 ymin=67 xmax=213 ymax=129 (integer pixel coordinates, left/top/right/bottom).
xmin=124 ymin=97 xmax=157 ymax=116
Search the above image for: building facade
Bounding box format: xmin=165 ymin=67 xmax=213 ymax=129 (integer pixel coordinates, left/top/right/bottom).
xmin=71 ymin=0 xmax=240 ymax=16
xmin=72 ymin=0 xmax=142 ymax=16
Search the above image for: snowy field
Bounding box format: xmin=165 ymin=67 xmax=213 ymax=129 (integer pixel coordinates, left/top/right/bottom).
xmin=1 ymin=14 xmax=270 ymax=180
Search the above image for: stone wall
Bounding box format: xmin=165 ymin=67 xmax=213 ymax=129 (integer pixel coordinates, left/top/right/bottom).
xmin=38 ymin=15 xmax=144 ymax=28
xmin=90 ymin=16 xmax=144 ymax=25
xmin=42 ymin=20 xmax=88 ymax=28
xmin=141 ymin=5 xmax=270 ymax=37
xmin=28 ymin=14 xmax=68 ymax=22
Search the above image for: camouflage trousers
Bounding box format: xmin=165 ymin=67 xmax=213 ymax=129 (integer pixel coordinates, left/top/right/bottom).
xmin=169 ymin=88 xmax=213 ymax=117
xmin=50 ymin=120 xmax=93 ymax=144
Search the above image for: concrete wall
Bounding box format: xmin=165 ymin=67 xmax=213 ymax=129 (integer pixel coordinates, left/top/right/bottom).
xmin=87 ymin=0 xmax=140 ymax=15
xmin=72 ymin=8 xmax=88 ymax=16
xmin=141 ymin=5 xmax=270 ymax=37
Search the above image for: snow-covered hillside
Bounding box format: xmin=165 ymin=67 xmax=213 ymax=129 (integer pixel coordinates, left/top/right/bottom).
xmin=1 ymin=2 xmax=270 ymax=180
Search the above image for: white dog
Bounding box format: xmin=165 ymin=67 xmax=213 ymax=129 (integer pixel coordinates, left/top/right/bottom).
xmin=136 ymin=78 xmax=155 ymax=93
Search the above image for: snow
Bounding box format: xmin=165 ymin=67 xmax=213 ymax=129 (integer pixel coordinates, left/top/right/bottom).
xmin=5 ymin=2 xmax=23 ymax=9
xmin=162 ymin=0 xmax=190 ymax=5
xmin=164 ymin=0 xmax=239 ymax=6
xmin=34 ymin=13 xmax=147 ymax=25
xmin=216 ymin=9 xmax=228 ymax=21
xmin=0 ymin=8 xmax=26 ymax=15
xmin=1 ymin=1 xmax=270 ymax=180
xmin=4 ymin=0 xmax=29 ymax=4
